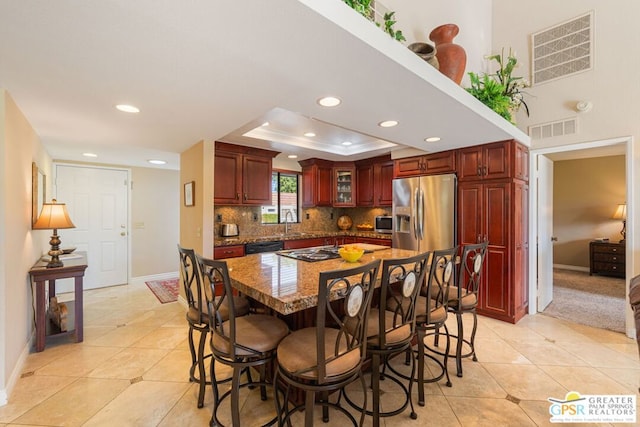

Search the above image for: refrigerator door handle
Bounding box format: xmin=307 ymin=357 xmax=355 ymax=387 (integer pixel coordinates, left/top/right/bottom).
xmin=413 ymin=187 xmax=419 ymax=239
xmin=417 ymin=188 xmax=425 ymax=240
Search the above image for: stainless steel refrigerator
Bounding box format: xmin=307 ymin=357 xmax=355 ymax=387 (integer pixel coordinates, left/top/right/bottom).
xmin=392 ymin=173 xmax=456 ymax=252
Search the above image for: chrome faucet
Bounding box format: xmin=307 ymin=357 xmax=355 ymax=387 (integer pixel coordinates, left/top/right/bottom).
xmin=284 ymin=210 xmax=294 ymax=234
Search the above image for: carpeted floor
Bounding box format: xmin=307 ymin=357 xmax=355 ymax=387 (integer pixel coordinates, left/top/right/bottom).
xmin=542 ymin=268 xmax=626 ymax=333
xmin=145 ymin=278 xmax=179 ymax=303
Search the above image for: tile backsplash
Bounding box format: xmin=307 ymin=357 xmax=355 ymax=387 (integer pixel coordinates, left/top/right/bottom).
xmin=214 ymin=206 xmax=391 ymax=238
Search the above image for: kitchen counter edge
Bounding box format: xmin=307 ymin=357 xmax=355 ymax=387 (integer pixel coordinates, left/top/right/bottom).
xmin=215 ymin=231 xmax=392 ymax=247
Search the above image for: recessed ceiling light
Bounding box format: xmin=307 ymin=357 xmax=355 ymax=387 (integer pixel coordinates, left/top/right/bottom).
xmin=303 ymin=132 xmax=316 ymax=137
xmin=115 ymin=104 xmax=140 ymax=113
xmin=378 ymin=120 xmax=398 ymax=128
xmin=261 ymin=121 xmax=270 ymax=127
xmin=342 ymin=141 xmax=352 ymax=146
xmin=287 ymin=154 xmax=298 ymax=159
xmin=148 ymin=159 xmax=166 ymax=165
xmin=425 ymin=137 xmax=441 ymax=142
xmin=317 ymin=96 xmax=341 ymax=107
xmin=82 ymin=152 xmax=98 ymax=158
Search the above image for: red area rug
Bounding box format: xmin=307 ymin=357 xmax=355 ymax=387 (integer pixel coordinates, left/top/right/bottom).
xmin=145 ymin=278 xmax=179 ymax=303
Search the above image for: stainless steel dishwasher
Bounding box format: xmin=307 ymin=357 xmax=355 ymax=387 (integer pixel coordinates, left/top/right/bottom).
xmin=245 ymin=241 xmax=284 ymax=254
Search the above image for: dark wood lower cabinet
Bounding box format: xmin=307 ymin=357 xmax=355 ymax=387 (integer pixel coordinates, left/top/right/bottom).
xmin=458 ymin=179 xmax=528 ymax=323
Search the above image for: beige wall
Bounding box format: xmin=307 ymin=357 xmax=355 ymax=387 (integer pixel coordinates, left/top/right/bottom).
xmin=0 ymin=91 xmax=180 ymax=400
xmin=553 ymin=156 xmax=626 ymax=267
xmin=180 ymin=140 xmax=214 ymax=257
xmin=131 ymin=166 xmax=180 ymax=277
xmin=0 ymin=90 xmax=52 ymax=402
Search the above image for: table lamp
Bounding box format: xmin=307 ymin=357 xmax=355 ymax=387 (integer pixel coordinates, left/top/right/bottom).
xmin=612 ymin=203 xmax=626 ymax=243
xmin=33 ymin=199 xmax=76 ymax=268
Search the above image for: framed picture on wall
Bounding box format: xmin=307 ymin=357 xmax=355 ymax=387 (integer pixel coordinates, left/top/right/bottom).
xmin=32 ymin=162 xmax=46 ymax=226
xmin=184 ymin=181 xmax=194 ymax=207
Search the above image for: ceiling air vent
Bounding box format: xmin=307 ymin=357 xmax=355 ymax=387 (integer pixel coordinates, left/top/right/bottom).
xmin=531 ymin=11 xmax=593 ymax=85
xmin=528 ymin=117 xmax=578 ymax=140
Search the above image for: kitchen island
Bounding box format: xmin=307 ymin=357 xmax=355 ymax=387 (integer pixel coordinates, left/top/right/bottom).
xmin=224 ymin=247 xmax=419 ymax=316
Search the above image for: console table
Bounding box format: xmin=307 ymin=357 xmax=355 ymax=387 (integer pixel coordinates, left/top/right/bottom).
xmin=29 ymin=252 xmax=88 ymax=352
xmin=589 ymin=241 xmax=625 ymax=278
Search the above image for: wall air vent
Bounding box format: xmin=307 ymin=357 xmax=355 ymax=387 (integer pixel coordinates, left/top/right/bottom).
xmin=531 ymin=11 xmax=593 ymax=85
xmin=528 ymin=117 xmax=578 ymax=140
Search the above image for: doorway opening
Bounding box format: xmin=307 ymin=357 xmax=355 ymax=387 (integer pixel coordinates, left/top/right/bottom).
xmin=529 ymin=136 xmax=634 ymax=338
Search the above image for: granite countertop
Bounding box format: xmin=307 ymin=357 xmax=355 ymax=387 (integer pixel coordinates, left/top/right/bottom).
xmin=224 ymin=247 xmax=418 ymax=315
xmin=215 ymin=230 xmax=392 ymax=247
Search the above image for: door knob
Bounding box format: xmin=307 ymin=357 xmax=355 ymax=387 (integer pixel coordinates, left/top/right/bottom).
xmin=551 ymin=236 xmax=558 ymax=242
xmin=120 ymin=232 xmax=127 ymax=236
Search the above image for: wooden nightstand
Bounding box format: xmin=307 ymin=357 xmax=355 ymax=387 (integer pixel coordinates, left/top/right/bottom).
xmin=589 ymin=241 xmax=625 ymax=278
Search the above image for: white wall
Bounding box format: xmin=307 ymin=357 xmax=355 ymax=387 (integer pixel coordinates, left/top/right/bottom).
xmin=381 ymin=0 xmax=493 ymax=85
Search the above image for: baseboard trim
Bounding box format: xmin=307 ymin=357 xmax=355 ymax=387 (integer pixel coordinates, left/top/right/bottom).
xmin=130 ymin=271 xmax=179 ymax=287
xmin=0 ymin=335 xmax=32 ymax=406
xmin=553 ymin=264 xmax=589 ymax=273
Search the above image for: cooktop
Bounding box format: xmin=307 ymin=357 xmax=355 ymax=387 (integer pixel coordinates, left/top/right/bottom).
xmin=276 ymin=246 xmax=342 ymax=263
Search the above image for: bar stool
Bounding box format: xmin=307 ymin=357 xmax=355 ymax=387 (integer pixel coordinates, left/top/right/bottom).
xmin=384 ymin=247 xmax=457 ymax=406
xmin=447 ymin=241 xmax=488 ymax=377
xmin=197 ymin=255 xmax=289 ymax=427
xmin=274 ymin=260 xmax=381 ymax=427
xmin=415 ymin=246 xmax=457 ymax=403
xmin=177 ymin=245 xmax=251 ymax=408
xmin=345 ymin=251 xmax=430 ymax=426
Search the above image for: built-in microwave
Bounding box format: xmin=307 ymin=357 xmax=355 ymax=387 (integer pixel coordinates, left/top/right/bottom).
xmin=374 ymin=215 xmax=393 ymax=234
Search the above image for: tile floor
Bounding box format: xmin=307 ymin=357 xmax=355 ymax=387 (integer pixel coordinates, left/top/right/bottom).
xmin=0 ymin=281 xmax=638 ymax=426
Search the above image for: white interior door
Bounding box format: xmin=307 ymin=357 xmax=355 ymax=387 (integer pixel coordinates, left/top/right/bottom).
xmin=537 ymin=155 xmax=554 ymax=310
xmin=55 ymin=165 xmax=129 ymax=291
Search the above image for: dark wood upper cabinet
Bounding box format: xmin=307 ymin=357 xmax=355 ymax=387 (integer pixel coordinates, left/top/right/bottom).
xmin=214 ymin=141 xmax=279 ymax=206
xmin=393 ymin=150 xmax=456 ymax=178
xmin=356 ymin=163 xmax=374 ymax=206
xmin=242 ymin=154 xmax=273 ymax=204
xmin=376 ymin=160 xmax=394 ymax=206
xmin=515 ymin=142 xmax=529 ymax=181
xmin=299 ymin=158 xmax=333 ymax=208
xmin=214 ymin=149 xmax=243 ymax=205
xmin=356 ymin=155 xmax=393 ymax=207
xmin=457 ymin=140 xmax=532 ymax=182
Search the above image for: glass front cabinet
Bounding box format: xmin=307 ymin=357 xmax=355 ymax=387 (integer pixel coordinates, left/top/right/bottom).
xmin=333 ymin=164 xmax=355 ymax=207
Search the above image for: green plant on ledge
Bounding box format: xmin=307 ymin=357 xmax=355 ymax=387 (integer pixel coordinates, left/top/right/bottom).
xmin=380 ymin=11 xmax=405 ymax=42
xmin=466 ymin=48 xmax=530 ymax=124
xmin=466 ymin=73 xmax=513 ymax=123
xmin=343 ymin=0 xmax=373 ymax=19
xmin=342 ymin=0 xmax=405 ymax=42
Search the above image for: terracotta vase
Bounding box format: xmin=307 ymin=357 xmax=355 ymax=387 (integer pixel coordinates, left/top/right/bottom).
xmin=429 ymin=23 xmax=466 ymax=85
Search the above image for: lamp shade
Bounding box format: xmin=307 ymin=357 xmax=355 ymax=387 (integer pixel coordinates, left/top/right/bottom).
xmin=33 ymin=199 xmax=75 ymax=230
xmin=612 ymin=204 xmax=627 ymax=220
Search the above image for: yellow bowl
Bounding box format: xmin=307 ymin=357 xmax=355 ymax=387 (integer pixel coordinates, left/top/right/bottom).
xmin=338 ymin=247 xmax=365 ymax=263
